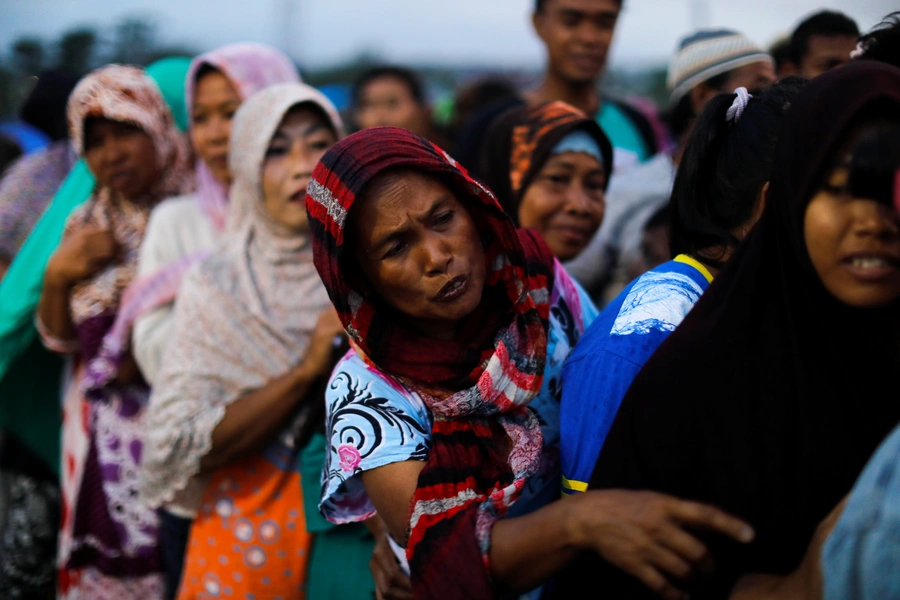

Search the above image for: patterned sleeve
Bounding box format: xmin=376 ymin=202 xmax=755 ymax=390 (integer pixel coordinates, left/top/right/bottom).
xmin=319 ymin=351 xmax=432 ymax=525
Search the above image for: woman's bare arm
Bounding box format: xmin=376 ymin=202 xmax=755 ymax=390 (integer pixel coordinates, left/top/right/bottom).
xmin=362 ymin=463 xmax=754 ymax=600
xmin=200 ymin=309 xmax=345 ymax=471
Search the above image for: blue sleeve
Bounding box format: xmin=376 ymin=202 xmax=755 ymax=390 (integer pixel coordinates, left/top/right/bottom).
xmin=559 ymin=347 xmax=643 ymax=495
xmin=823 ymin=424 xmax=900 ymax=600
xmin=319 ymin=353 xmax=433 ymax=524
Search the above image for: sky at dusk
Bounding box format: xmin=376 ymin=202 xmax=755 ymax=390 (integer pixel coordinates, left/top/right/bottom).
xmin=4 ymin=0 xmax=893 ymax=70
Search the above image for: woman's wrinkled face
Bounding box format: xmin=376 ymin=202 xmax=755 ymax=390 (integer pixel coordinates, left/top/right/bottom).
xmin=84 ymin=117 xmax=160 ymax=198
xmin=804 ymin=151 xmax=900 ymax=308
xmin=518 ymin=150 xmax=606 ymax=260
xmin=350 ymin=171 xmax=487 ymax=341
xmin=261 ymin=104 xmax=337 ymax=233
xmin=191 ymin=68 xmax=241 ymax=185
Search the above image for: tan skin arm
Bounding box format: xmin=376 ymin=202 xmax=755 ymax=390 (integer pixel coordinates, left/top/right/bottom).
xmin=361 ymin=461 xmax=425 ymax=545
xmin=362 ymin=461 xmax=755 ymax=600
xmin=37 ymin=274 xmax=79 ymax=344
xmin=200 ymin=309 xmax=344 ymax=472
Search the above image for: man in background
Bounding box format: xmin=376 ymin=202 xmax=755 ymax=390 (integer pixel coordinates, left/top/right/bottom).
xmin=779 ymin=10 xmax=859 ymax=79
xmin=527 ymin=0 xmax=660 ymax=171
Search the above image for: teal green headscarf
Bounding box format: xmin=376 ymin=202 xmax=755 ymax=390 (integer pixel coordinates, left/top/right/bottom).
xmin=0 ymin=57 xmax=192 ymax=474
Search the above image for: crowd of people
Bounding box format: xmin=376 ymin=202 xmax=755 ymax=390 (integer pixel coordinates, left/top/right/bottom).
xmin=0 ymin=1 xmax=899 ymax=599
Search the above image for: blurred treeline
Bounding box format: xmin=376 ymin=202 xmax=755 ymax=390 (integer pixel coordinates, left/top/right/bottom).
xmin=0 ymin=15 xmax=669 ymax=123
xmin=0 ymin=16 xmax=197 ymax=119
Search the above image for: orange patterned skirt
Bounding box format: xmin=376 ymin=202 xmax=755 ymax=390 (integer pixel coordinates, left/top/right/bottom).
xmin=176 ymin=449 xmax=312 ymax=600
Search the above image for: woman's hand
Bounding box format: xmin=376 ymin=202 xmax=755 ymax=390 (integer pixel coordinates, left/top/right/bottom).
xmin=38 ymin=226 xmax=119 ymax=347
xmin=202 ymin=308 xmax=345 ymax=471
xmin=302 ymin=308 xmax=346 ymax=377
xmin=46 ymin=226 xmax=119 ymax=288
xmin=365 ymin=516 xmax=413 ymax=600
xmin=570 ymin=490 xmax=755 ymax=600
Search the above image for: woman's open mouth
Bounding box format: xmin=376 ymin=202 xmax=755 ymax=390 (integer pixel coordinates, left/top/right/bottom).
xmin=842 ymin=254 xmax=900 ymax=281
xmin=435 ymin=274 xmax=469 ymax=302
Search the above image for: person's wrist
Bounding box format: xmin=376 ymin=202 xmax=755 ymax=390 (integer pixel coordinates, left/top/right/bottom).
xmin=43 ymin=261 xmax=73 ymax=289
xmin=291 ymin=360 xmax=317 ymax=384
xmin=306 ymin=344 xmax=332 ymax=376
xmin=562 ymin=492 xmax=591 ymax=551
xmin=309 ymin=333 xmax=345 ymax=374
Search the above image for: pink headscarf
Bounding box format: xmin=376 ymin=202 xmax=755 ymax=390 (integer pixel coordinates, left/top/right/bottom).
xmin=185 ymin=42 xmax=301 ymax=231
xmin=82 ymin=45 xmax=300 ymax=392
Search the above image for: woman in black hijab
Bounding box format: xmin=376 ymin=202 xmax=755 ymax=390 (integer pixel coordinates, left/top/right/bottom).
xmin=552 ymin=60 xmax=900 ymax=599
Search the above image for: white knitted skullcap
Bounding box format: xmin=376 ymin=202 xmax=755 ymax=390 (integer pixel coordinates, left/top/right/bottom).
xmin=668 ymin=29 xmax=773 ymax=103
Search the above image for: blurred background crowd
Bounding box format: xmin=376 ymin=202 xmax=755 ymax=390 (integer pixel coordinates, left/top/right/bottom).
xmin=1 ymin=2 xmax=900 ymax=600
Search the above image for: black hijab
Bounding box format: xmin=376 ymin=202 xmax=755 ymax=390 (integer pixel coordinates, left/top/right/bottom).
xmin=478 ymin=100 xmax=612 ymax=225
xmin=551 ymin=61 xmax=900 ymax=599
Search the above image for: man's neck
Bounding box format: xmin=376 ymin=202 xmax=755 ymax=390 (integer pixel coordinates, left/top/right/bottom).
xmin=527 ymin=73 xmax=601 ymax=117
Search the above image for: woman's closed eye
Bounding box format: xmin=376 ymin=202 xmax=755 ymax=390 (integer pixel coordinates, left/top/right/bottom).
xmin=585 ymin=176 xmax=606 ymax=193
xmin=433 ymin=210 xmax=455 ymax=228
xmin=309 ymin=139 xmax=332 ymax=152
xmin=265 ymin=143 xmax=288 ymax=158
xmin=545 ymin=173 xmax=571 ymax=186
xmin=112 ymin=122 xmax=143 ymax=139
xmin=383 ymin=240 xmax=408 ymax=259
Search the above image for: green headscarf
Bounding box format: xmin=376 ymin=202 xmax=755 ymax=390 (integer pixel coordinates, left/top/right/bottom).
xmin=0 ymin=56 xmax=192 ymax=474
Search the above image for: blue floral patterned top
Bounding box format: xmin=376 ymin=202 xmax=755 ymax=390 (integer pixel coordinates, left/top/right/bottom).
xmin=319 ymin=261 xmax=598 ymax=525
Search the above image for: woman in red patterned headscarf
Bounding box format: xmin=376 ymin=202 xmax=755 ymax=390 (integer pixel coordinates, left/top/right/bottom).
xmin=307 ymin=126 xmax=754 ymax=599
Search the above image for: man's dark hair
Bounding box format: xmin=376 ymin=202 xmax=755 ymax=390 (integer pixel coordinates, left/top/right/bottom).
xmin=534 ymin=0 xmax=623 ymax=14
xmin=789 ymin=10 xmax=860 ymax=64
xmin=351 ymin=66 xmax=426 ymax=107
xmin=856 ymin=11 xmax=900 ymax=69
xmin=769 ymin=36 xmax=792 ymax=73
